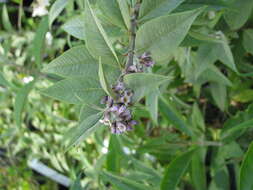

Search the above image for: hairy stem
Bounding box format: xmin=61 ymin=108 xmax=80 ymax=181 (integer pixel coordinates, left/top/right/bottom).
xmin=126 ymin=2 xmax=141 ymax=69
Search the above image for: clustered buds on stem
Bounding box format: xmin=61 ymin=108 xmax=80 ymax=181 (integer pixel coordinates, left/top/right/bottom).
xmin=100 ymin=52 xmax=155 ymax=134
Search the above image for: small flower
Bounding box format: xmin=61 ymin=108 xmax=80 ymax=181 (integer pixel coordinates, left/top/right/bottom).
xmin=32 ymin=0 xmax=50 ymax=17
xmin=126 ymin=65 xmax=138 ymax=73
xmin=139 ymin=52 xmax=155 ymax=67
xmin=112 ymin=81 xmax=125 ymax=93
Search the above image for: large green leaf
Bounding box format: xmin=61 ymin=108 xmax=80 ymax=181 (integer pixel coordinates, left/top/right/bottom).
xmin=116 ymin=0 xmax=130 ymax=29
xmin=243 ymin=29 xmax=253 ymax=55
xmin=62 ymin=15 xmax=85 ymax=40
xmin=42 ymin=45 xmax=120 ymax=83
xmin=224 ymin=0 xmax=253 ymax=30
xmin=79 ymin=105 xmax=100 ymax=122
xmin=14 ymin=81 xmax=35 ymax=128
xmin=41 ymin=76 xmax=105 ymax=105
xmin=139 ymin=0 xmax=185 ymax=22
xmin=240 ymin=142 xmax=253 ymax=190
xmin=159 ymin=96 xmax=194 ymax=137
xmin=136 ymin=7 xmax=204 ymax=63
xmin=84 ymin=0 xmax=120 ymax=67
xmin=101 ymin=171 xmax=153 ymax=190
xmin=49 ymin=0 xmax=70 ymax=26
xmin=64 ymin=112 xmax=103 ymax=149
xmin=124 ymin=73 xmax=171 ymax=102
xmin=160 ymin=148 xmax=196 ymax=190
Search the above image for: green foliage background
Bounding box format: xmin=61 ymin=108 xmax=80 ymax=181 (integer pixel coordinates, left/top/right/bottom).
xmin=1 ymin=0 xmax=253 ymax=190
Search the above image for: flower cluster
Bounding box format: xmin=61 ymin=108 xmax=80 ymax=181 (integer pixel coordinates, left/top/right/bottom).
xmin=126 ymin=52 xmax=155 ymax=73
xmin=100 ymin=81 xmax=137 ymax=134
xmin=100 ymin=52 xmax=155 ymax=134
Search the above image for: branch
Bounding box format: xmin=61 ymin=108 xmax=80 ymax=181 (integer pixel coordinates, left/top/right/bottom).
xmin=126 ymin=2 xmax=141 ymax=69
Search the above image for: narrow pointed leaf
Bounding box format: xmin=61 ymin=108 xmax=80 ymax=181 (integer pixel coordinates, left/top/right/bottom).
xmin=62 ymin=15 xmax=85 ymax=40
xmin=239 ymin=142 xmax=253 ymax=190
xmin=161 ymin=149 xmax=196 ymax=190
xmin=49 ymin=0 xmax=69 ymax=26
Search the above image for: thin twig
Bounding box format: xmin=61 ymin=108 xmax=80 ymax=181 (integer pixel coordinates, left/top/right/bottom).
xmin=126 ymin=2 xmax=141 ymax=69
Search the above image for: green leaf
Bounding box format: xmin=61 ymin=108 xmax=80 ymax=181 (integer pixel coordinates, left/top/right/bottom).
xmin=70 ymin=175 xmax=83 ymax=190
xmin=116 ymin=0 xmax=130 ymax=29
xmin=79 ymin=105 xmax=100 ymax=122
xmin=41 ymin=76 xmax=105 ymax=105
xmin=64 ymin=112 xmax=102 ymax=149
xmin=221 ymin=118 xmax=253 ymax=142
xmin=239 ymin=142 xmax=253 ymax=190
xmin=106 ymin=135 xmax=122 ymax=172
xmin=159 ymin=96 xmax=194 ymax=137
xmin=0 ymin=71 xmax=13 ymax=88
xmin=146 ymin=89 xmax=159 ymax=124
xmin=139 ymin=0 xmax=185 ymax=22
xmin=136 ymin=7 xmax=204 ymax=63
xmin=98 ymin=0 xmax=126 ymax=29
xmin=124 ymin=73 xmax=171 ymax=102
xmin=49 ymin=0 xmax=70 ymax=26
xmin=191 ymin=148 xmax=206 ymax=190
xmin=14 ymin=81 xmax=35 ymax=128
xmin=243 ymin=29 xmax=253 ymax=55
xmin=160 ymin=148 xmax=196 ymax=190
xmin=2 ymin=4 xmax=13 ymax=32
xmin=101 ymin=171 xmax=153 ymax=190
xmin=62 ymin=15 xmax=85 ymax=40
xmin=42 ymin=45 xmax=120 ymax=83
xmin=32 ymin=16 xmax=49 ymax=68
xmin=210 ymin=82 xmax=227 ymax=111
xmin=84 ymin=0 xmax=120 ymax=67
xmin=224 ymin=0 xmax=253 ymax=30
xmin=98 ymin=59 xmax=116 ymax=98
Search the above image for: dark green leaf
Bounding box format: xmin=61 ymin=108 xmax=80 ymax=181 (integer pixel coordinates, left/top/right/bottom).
xmin=243 ymin=29 xmax=253 ymax=55
xmin=159 ymin=96 xmax=194 ymax=137
xmin=239 ymin=142 xmax=253 ymax=190
xmin=160 ymin=148 xmax=196 ymax=190
xmin=49 ymin=0 xmax=70 ymax=26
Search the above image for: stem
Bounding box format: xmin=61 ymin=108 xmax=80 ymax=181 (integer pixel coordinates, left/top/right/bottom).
xmin=18 ymin=0 xmax=23 ymax=31
xmin=126 ymin=2 xmax=141 ymax=69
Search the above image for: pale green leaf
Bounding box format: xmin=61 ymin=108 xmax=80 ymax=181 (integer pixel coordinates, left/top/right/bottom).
xmin=239 ymin=142 xmax=253 ymax=190
xmin=136 ymin=7 xmax=204 ymax=63
xmin=33 ymin=16 xmax=48 ymax=68
xmin=41 ymin=76 xmax=105 ymax=105
xmin=139 ymin=0 xmax=185 ymax=22
xmin=0 ymin=71 xmax=13 ymax=88
xmin=101 ymin=171 xmax=153 ymax=190
xmin=65 ymin=112 xmax=103 ymax=149
xmin=42 ymin=45 xmax=120 ymax=83
xmin=62 ymin=15 xmax=85 ymax=40
xmin=14 ymin=81 xmax=35 ymax=128
xmin=79 ymin=105 xmax=100 ymax=122
xmin=84 ymin=0 xmax=120 ymax=67
xmin=124 ymin=73 xmax=171 ymax=102
xmin=49 ymin=0 xmax=70 ymax=26
xmin=116 ymin=0 xmax=130 ymax=29
xmin=243 ymin=29 xmax=253 ymax=55
xmin=98 ymin=59 xmax=116 ymax=98
xmin=2 ymin=4 xmax=13 ymax=32
xmin=146 ymin=89 xmax=159 ymax=124
xmin=160 ymin=149 xmax=196 ymax=190
xmin=106 ymin=135 xmax=121 ymax=172
xmin=224 ymin=0 xmax=253 ymax=30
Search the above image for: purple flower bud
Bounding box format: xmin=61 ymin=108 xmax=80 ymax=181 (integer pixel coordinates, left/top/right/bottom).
xmin=126 ymin=65 xmax=138 ymax=73
xmin=100 ymin=96 xmax=108 ymax=104
xmin=120 ymin=109 xmax=132 ymax=121
xmin=139 ymin=52 xmax=155 ymax=67
xmin=106 ymin=96 xmax=114 ymax=107
xmin=116 ymin=122 xmax=127 ymax=133
xmin=109 ymin=105 xmax=120 ymax=112
xmin=112 ymin=81 xmax=125 ymax=93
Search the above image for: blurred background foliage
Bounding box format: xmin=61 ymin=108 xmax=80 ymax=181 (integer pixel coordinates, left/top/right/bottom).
xmin=1 ymin=0 xmax=253 ymax=190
